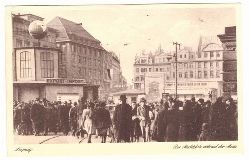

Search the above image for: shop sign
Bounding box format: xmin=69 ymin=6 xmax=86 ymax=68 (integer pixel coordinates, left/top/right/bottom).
xmin=46 ymin=78 xmax=87 ymax=84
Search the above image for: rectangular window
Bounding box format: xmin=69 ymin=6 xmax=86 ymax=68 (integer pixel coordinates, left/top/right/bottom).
xmin=20 ymin=51 xmax=32 ymax=78
xmin=216 ymin=52 xmax=220 ymax=57
xmin=204 ymin=52 xmax=208 ymax=58
xmin=204 ymin=62 xmax=207 ymax=68
xmin=216 ymin=70 xmax=220 ymax=78
xmin=198 ymin=71 xmax=202 ymax=78
xmin=173 ymin=72 xmax=175 ymax=78
xmin=216 ymin=62 xmax=219 ymax=67
xmin=155 ymin=68 xmax=158 ymax=72
xmin=198 ymin=53 xmax=201 ymax=58
xmin=135 ymin=76 xmax=140 ymax=81
xmin=160 ymin=68 xmax=164 ymax=72
xmin=210 ymin=62 xmax=214 ymax=67
xmin=179 ymin=72 xmax=182 ymax=78
xmin=136 ymin=68 xmax=139 ymax=73
xmin=204 ymin=71 xmax=208 ymax=78
xmin=198 ymin=62 xmax=201 ymax=68
xmin=149 ymin=68 xmax=152 ymax=72
xmin=41 ymin=52 xmax=54 ymax=78
xmin=210 ymin=71 xmax=214 ymax=78
xmin=184 ymin=72 xmax=188 ymax=78
xmin=210 ymin=51 xmax=214 ymax=57
xmin=16 ymin=39 xmax=23 ymax=47
xmin=190 ymin=71 xmax=193 ymax=78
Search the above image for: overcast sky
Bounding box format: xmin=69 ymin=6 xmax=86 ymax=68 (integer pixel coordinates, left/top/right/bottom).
xmin=10 ymin=5 xmax=237 ymax=84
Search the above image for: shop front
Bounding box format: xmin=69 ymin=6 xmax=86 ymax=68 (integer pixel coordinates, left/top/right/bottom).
xmin=13 ymin=78 xmax=99 ymax=103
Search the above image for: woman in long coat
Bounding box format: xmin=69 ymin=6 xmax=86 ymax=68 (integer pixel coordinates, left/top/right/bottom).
xmin=82 ymin=102 xmax=95 ymax=143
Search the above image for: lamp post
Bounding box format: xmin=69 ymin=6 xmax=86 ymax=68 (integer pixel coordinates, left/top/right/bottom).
xmin=173 ymin=42 xmax=181 ymax=99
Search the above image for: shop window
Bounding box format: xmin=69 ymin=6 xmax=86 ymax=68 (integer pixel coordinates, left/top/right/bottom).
xmin=20 ymin=51 xmax=32 ymax=78
xmin=41 ymin=52 xmax=54 ymax=78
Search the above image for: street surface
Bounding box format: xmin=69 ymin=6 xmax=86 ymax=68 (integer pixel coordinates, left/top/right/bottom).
xmin=14 ymin=133 xmax=153 ymax=144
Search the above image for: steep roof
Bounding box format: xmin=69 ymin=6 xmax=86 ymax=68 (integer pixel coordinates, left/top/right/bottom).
xmin=47 ymin=16 xmax=100 ymax=43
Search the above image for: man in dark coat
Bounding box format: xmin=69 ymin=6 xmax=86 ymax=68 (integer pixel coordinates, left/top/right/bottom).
xmin=210 ymin=97 xmax=227 ymax=141
xmin=165 ymin=99 xmax=180 ymax=142
xmin=224 ymin=98 xmax=237 ymax=140
xmin=113 ymin=94 xmax=132 ymax=143
xmin=152 ymin=100 xmax=169 ymax=142
xmin=30 ymin=99 xmax=45 ymax=136
xmin=69 ymin=102 xmax=78 ymax=136
xmin=95 ymin=101 xmax=112 ymax=143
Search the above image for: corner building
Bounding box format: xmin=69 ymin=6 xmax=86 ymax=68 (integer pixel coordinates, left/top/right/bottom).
xmin=133 ymin=37 xmax=225 ymax=102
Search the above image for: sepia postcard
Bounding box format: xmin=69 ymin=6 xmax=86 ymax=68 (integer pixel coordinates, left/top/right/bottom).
xmin=5 ymin=4 xmax=243 ymax=156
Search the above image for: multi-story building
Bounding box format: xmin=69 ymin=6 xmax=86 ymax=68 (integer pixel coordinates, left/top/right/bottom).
xmin=133 ymin=37 xmax=225 ymax=102
xmin=218 ymin=26 xmax=237 ymax=99
xmin=12 ymin=14 xmax=112 ymax=102
xmin=47 ymin=16 xmax=113 ymax=100
xmin=109 ymin=51 xmax=127 ymax=93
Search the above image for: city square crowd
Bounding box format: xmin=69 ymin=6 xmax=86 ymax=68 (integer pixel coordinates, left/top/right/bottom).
xmin=13 ymin=94 xmax=237 ymax=143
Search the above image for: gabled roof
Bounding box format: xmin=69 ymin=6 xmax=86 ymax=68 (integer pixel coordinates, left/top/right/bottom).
xmin=202 ymin=43 xmax=223 ymax=51
xmin=47 ymin=16 xmax=100 ymax=43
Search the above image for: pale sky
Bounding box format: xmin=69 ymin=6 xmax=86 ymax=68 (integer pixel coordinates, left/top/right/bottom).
xmin=10 ymin=5 xmax=237 ymax=84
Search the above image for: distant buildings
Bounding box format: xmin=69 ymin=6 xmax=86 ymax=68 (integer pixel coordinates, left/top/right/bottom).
xmin=12 ymin=13 xmax=126 ymax=102
xmin=133 ymin=31 xmax=235 ymax=102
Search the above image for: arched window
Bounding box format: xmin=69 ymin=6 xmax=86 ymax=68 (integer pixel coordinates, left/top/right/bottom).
xmin=20 ymin=51 xmax=32 ymax=78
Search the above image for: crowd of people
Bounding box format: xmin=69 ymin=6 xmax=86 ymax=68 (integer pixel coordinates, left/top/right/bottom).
xmin=13 ymin=94 xmax=237 ymax=143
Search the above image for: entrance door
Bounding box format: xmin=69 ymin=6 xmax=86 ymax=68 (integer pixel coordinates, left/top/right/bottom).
xmin=57 ymin=93 xmax=79 ymax=103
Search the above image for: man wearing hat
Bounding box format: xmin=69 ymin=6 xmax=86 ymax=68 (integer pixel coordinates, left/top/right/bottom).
xmin=113 ymin=94 xmax=132 ymax=143
xmin=137 ymin=97 xmax=151 ymax=142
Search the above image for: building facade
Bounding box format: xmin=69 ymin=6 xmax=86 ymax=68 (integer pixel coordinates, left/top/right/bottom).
xmin=133 ymin=38 xmax=225 ymax=102
xmin=217 ymin=26 xmax=237 ymax=99
xmin=12 ymin=14 xmax=104 ymax=102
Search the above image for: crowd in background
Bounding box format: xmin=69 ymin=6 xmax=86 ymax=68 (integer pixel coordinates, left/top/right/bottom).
xmin=13 ymin=95 xmax=237 ymax=143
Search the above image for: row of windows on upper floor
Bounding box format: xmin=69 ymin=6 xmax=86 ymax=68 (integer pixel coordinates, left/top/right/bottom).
xmin=58 ymin=43 xmax=112 ymax=63
xmin=136 ymin=62 xmax=221 ymax=73
xmin=15 ymin=39 xmax=55 ymax=48
xmin=19 ymin=50 xmax=108 ymax=80
xmin=136 ymin=51 xmax=222 ymax=64
xmin=134 ymin=70 xmax=221 ymax=82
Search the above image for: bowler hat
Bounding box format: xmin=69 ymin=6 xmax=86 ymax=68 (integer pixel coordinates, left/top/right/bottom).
xmin=140 ymin=97 xmax=146 ymax=103
xmin=119 ymin=94 xmax=127 ymax=100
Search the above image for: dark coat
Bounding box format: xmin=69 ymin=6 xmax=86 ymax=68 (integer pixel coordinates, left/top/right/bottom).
xmin=152 ymin=107 xmax=168 ymax=142
xmin=131 ymin=106 xmax=141 ymax=137
xmin=95 ymin=107 xmax=112 ymax=129
xmin=165 ymin=108 xmax=180 ymax=142
xmin=113 ymin=103 xmax=132 ymax=142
